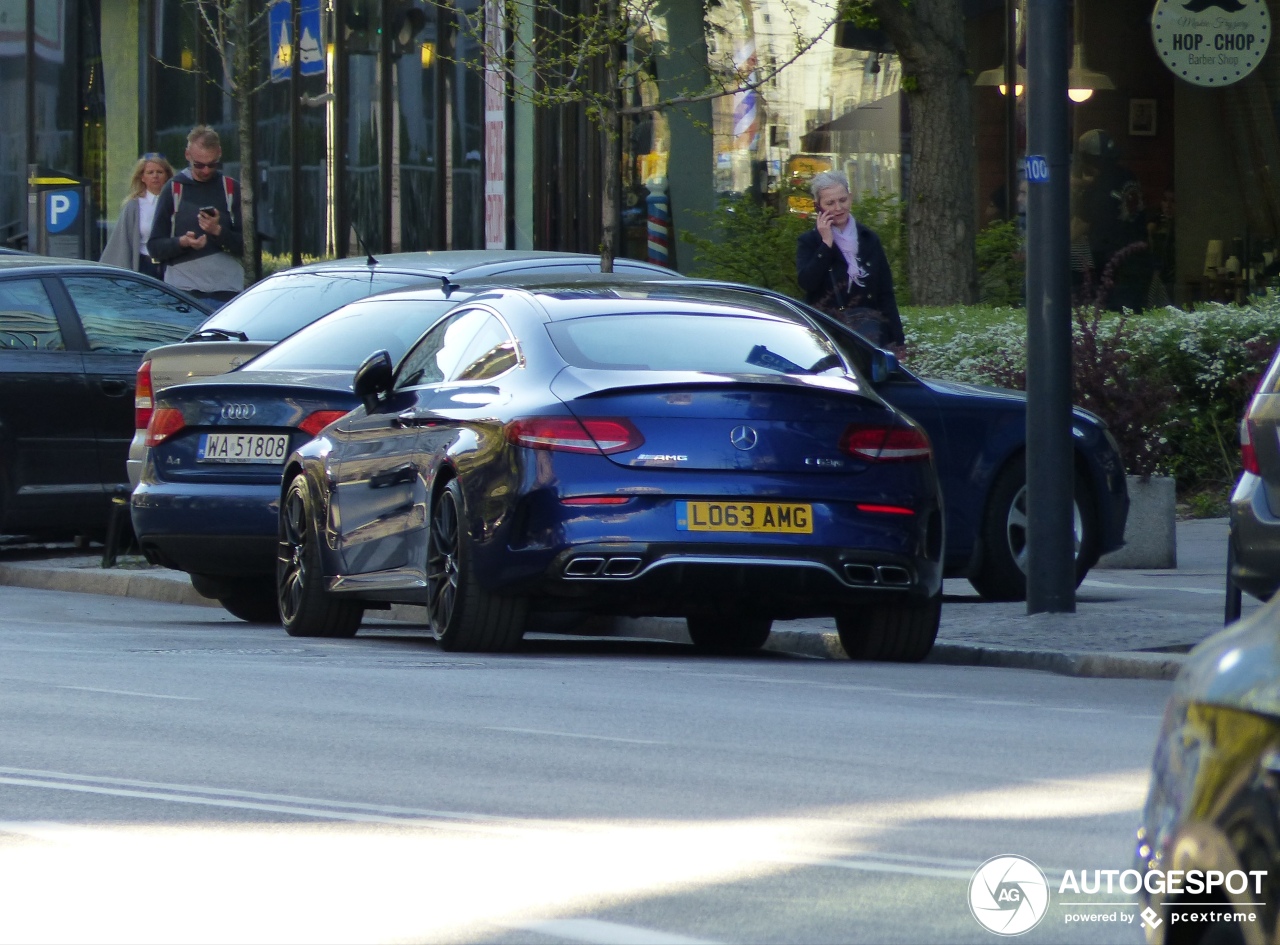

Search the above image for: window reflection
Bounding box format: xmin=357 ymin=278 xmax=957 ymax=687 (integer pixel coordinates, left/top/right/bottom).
xmin=65 ymin=276 xmax=205 ymax=353
xmin=0 ymin=279 xmax=62 ymax=350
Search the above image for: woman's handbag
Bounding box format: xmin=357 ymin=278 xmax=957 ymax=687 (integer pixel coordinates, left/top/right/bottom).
xmin=813 ymin=273 xmax=888 ymax=347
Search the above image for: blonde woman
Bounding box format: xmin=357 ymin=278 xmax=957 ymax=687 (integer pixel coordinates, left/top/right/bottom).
xmin=101 ymin=153 xmax=174 ymax=278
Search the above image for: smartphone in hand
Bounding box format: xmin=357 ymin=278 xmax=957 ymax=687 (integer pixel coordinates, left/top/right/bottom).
xmin=199 ymin=206 xmax=218 ymax=216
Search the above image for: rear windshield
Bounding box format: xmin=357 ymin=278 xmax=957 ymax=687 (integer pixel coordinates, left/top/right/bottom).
xmin=546 ymin=312 xmax=846 ymax=376
xmin=198 ymin=270 xmax=438 ymax=341
xmin=245 ymin=299 xmax=461 ymax=372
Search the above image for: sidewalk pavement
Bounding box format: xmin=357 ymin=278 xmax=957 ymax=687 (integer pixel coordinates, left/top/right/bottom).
xmin=0 ymin=519 xmax=1255 ymax=681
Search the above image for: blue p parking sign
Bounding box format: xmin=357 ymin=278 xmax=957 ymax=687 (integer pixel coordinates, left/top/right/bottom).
xmin=45 ymin=190 xmax=80 ymax=233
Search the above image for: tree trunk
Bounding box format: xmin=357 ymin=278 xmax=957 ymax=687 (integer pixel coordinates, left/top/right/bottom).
xmin=869 ymin=0 xmax=978 ymax=305
xmin=235 ymin=0 xmax=258 ymax=283
xmin=600 ymin=114 xmax=618 ymax=272
xmin=598 ymin=0 xmax=619 ymax=272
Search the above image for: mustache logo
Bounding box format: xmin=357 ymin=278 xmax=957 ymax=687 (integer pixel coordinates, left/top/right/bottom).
xmin=1182 ymin=0 xmax=1247 ymax=11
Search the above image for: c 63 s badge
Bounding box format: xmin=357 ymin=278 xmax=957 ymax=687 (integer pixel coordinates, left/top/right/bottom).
xmin=805 ymin=457 xmax=845 ymax=468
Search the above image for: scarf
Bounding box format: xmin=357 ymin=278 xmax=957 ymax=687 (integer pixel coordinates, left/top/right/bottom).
xmin=831 ymin=217 xmax=869 ymax=289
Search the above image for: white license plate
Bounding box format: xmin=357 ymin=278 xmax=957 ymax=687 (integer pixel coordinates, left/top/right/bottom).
xmin=198 ymin=432 xmax=290 ymax=464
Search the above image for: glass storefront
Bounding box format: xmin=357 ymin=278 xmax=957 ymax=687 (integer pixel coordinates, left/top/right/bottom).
xmin=704 ymin=1 xmax=904 ymax=214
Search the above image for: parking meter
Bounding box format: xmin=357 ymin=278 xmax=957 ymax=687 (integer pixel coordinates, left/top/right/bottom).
xmin=28 ymin=165 xmax=92 ymax=258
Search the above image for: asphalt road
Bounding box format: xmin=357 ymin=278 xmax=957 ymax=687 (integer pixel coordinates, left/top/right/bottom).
xmin=0 ymin=586 xmax=1171 ymax=944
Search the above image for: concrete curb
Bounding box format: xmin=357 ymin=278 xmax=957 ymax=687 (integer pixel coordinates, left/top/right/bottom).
xmin=0 ymin=560 xmax=1185 ymax=680
xmin=0 ymin=560 xmax=218 ymax=609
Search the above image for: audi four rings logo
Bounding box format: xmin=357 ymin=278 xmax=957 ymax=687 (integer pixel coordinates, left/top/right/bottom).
xmin=221 ymin=403 xmax=256 ymax=420
xmin=730 ymin=425 xmax=758 ymax=450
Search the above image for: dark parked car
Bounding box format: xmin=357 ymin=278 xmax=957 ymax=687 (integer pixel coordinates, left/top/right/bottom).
xmin=1135 ymin=592 xmax=1280 ymax=942
xmin=128 ymin=250 xmax=675 ymax=486
xmin=136 ymin=282 xmax=945 ymax=657
xmin=1226 ymin=351 xmax=1280 ymax=622
xmin=679 ymin=283 xmax=1130 ymax=601
xmin=133 ymin=282 xmax=498 ymax=619
xmin=0 ymin=257 xmax=212 ymax=536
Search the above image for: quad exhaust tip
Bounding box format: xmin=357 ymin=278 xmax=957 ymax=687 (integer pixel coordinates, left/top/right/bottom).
xmin=564 ymin=556 xmax=643 ymax=578
xmin=842 ymin=563 xmax=913 ymax=587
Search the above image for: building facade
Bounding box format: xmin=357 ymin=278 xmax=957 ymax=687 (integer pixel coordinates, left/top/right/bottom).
xmin=1 ymin=0 xmax=1270 ymax=305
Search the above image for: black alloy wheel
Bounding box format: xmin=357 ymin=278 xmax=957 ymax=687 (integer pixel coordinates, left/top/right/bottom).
xmin=1225 ymin=541 xmax=1243 ymax=626
xmin=686 ymin=614 xmax=773 ymax=654
xmin=426 ymin=479 xmax=526 ymax=652
xmin=277 ymin=474 xmax=363 ymax=638
xmin=968 ymin=462 xmax=1098 ymax=602
xmin=836 ymin=593 xmax=941 ymax=662
xmin=217 ymin=580 xmax=281 ymax=623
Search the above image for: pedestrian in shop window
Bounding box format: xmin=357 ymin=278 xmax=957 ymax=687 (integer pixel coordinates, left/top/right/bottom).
xmin=1071 ymin=129 xmax=1153 ymax=312
xmin=147 ymin=125 xmax=244 ymax=305
xmin=100 ymin=153 xmax=174 ymax=279
xmin=795 ymin=170 xmax=903 ymax=348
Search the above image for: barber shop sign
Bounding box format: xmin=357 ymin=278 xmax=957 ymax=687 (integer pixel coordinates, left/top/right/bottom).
xmin=1151 ymin=0 xmax=1271 ymax=87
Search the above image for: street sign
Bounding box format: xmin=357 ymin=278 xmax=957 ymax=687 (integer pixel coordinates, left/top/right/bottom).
xmin=1025 ymin=155 xmax=1050 ymax=184
xmin=45 ymin=191 xmax=80 ymax=234
xmin=270 ymin=0 xmax=324 ymax=84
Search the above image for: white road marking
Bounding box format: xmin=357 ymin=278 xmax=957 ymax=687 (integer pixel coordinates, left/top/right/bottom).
xmin=781 ymin=854 xmax=974 ymax=879
xmin=1082 ymin=578 xmax=1221 ymax=596
xmin=485 ymin=727 xmax=664 ymax=745
xmin=517 ymin=918 xmax=719 ymax=945
xmin=0 ymin=820 xmax=76 ymax=842
xmin=56 ymin=685 xmax=201 ymax=701
xmin=0 ymin=766 xmax=511 ymax=830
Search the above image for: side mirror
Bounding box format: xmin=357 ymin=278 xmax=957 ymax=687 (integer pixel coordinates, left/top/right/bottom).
xmin=869 ymin=348 xmax=900 ymax=385
xmin=353 ymin=349 xmax=394 ymax=412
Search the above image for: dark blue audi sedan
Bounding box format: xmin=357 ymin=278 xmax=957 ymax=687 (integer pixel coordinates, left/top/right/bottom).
xmin=277 ymin=285 xmax=944 ymax=657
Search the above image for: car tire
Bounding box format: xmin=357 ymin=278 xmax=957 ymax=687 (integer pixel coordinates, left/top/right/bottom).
xmin=686 ymin=614 xmax=773 ymax=654
xmin=968 ymin=462 xmax=1098 ymax=602
xmin=426 ymin=479 xmax=526 ymax=653
xmin=1225 ymin=541 xmax=1243 ymax=625
xmin=836 ymin=593 xmax=941 ymax=662
xmin=217 ymin=580 xmax=280 ymax=623
xmin=277 ymin=474 xmax=363 ymax=638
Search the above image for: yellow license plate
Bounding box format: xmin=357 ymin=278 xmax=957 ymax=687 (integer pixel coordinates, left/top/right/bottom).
xmin=676 ymin=501 xmax=813 ymax=534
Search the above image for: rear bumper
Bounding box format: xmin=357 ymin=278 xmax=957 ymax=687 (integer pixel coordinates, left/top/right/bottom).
xmin=1230 ymin=472 xmax=1280 ymax=601
xmin=469 ymin=497 xmax=945 ymax=619
xmin=515 ymin=541 xmax=943 ymax=619
xmin=131 ymin=480 xmax=279 ymax=577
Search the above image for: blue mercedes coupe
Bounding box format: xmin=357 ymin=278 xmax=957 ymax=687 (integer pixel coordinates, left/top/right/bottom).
xmin=271 ymin=284 xmax=946 ymax=657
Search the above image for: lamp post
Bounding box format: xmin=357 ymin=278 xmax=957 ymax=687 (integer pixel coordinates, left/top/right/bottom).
xmin=1025 ymin=0 xmax=1075 ymax=614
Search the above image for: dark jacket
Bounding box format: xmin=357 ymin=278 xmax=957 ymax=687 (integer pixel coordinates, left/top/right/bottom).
xmin=146 ymin=169 xmax=244 ymax=264
xmin=796 ymin=223 xmax=903 ymax=345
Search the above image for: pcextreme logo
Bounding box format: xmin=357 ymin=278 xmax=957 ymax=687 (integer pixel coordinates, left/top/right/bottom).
xmin=968 ymin=855 xmax=1050 ymax=936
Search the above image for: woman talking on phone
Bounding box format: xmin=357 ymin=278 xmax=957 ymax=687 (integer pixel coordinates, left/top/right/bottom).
xmin=795 ymin=170 xmax=903 ymax=348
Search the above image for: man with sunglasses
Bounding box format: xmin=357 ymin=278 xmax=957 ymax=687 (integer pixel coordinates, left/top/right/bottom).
xmin=147 ymin=125 xmax=244 ymax=304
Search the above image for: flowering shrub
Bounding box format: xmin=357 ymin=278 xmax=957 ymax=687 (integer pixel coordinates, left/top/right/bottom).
xmin=901 ymin=297 xmax=1280 ymax=487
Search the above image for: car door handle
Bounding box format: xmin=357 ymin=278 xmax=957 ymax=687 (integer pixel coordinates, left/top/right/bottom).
xmin=392 ymin=411 xmax=442 ymax=429
xmin=369 ymin=462 xmax=417 ymax=488
xmin=100 ymin=379 xmax=131 ymax=397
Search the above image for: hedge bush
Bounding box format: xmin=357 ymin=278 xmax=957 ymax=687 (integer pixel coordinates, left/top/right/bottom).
xmin=901 ymin=299 xmax=1280 ymax=489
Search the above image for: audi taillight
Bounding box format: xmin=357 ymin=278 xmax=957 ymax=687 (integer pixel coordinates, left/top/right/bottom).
xmin=298 ymin=409 xmax=348 ymax=437
xmin=839 ymin=423 xmax=932 ymax=463
xmin=1242 ymin=418 xmax=1261 ymax=475
xmin=507 ymin=417 xmax=643 ymax=454
xmin=135 ymin=360 xmax=154 ymax=430
xmin=145 ymin=407 xmax=185 ymax=447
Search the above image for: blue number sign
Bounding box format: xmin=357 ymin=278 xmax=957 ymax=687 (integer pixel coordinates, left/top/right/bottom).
xmin=1025 ymin=155 xmax=1050 ymax=184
